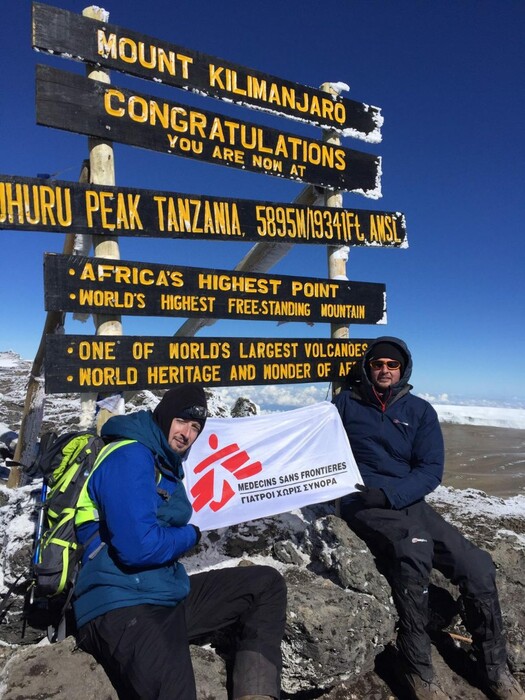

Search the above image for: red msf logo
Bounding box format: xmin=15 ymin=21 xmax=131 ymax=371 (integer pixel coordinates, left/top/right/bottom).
xmin=190 ymin=433 xmax=263 ymax=512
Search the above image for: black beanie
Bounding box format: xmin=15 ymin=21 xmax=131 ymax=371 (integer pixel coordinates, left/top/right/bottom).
xmin=368 ymin=342 xmax=407 ymax=371
xmin=153 ymin=383 xmax=208 ymax=440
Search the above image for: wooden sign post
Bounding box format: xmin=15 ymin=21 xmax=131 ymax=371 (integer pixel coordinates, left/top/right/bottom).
xmin=80 ymin=6 xmax=123 ymax=433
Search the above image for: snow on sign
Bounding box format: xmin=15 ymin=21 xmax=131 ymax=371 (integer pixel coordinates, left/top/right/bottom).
xmin=43 ymin=253 xmax=387 ymax=326
xmin=0 ymin=175 xmax=407 ymax=246
xmin=44 ymin=335 xmax=372 ymax=393
xmin=32 ymin=2 xmax=383 ymax=142
xmin=36 ymin=65 xmax=382 ymax=196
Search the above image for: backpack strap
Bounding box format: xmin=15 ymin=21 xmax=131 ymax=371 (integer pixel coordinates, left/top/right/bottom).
xmin=0 ymin=567 xmax=31 ymax=623
xmin=75 ymin=439 xmax=136 ymax=527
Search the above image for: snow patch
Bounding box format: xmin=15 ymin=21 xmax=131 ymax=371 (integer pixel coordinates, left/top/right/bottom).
xmin=432 ymin=404 xmax=525 ymax=429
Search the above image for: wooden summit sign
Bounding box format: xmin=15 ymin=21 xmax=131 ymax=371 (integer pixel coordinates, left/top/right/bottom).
xmin=0 ymin=174 xmax=407 ymax=246
xmin=45 ymin=335 xmax=372 ymax=392
xmin=32 ymin=2 xmax=383 ymax=142
xmin=36 ymin=65 xmax=381 ymax=196
xmin=44 ymin=253 xmax=387 ymax=325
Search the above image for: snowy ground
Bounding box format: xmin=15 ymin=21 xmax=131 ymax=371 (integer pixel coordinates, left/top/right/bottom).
xmin=433 ymin=404 xmax=525 ymax=430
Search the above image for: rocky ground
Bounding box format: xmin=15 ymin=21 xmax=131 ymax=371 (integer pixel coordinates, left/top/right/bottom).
xmin=0 ymin=485 xmax=523 ymax=700
xmin=1 ymin=352 xmax=524 ymax=698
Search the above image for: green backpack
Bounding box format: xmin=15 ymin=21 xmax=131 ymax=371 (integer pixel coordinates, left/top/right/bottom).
xmin=29 ymin=431 xmax=108 ymax=602
xmin=0 ymin=432 xmax=102 ymax=636
xmin=24 ymin=431 xmax=133 ymax=641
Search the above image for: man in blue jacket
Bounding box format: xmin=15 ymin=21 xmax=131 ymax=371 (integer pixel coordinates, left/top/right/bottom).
xmin=74 ymin=383 xmax=286 ymax=700
xmin=334 ymin=337 xmax=524 ymax=700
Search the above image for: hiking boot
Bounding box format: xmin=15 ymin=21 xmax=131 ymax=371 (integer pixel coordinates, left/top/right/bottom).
xmin=485 ymin=666 xmax=525 ymax=699
xmin=402 ymin=671 xmax=450 ymax=700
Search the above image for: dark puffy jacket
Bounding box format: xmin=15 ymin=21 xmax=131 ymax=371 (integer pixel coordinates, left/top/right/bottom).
xmin=333 ymin=336 xmax=444 ymax=509
xmin=73 ymin=410 xmax=199 ymax=628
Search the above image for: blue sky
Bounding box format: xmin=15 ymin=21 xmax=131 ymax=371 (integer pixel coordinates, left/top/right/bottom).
xmin=1 ymin=1 xmax=524 ymax=408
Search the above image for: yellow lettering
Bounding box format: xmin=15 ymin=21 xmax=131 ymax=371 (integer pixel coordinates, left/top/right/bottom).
xmin=79 ymin=262 xmax=96 ymax=281
xmin=97 ymin=29 xmax=193 ymax=78
xmin=78 ymin=340 xmax=116 ymax=360
xmin=229 ymin=364 xmax=256 ymax=381
xmin=262 ymin=363 xmax=311 ymax=380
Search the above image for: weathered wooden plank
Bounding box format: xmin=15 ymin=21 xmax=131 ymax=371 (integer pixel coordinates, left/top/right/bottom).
xmin=0 ymin=174 xmax=406 ymax=245
xmin=45 ymin=335 xmax=372 ymax=392
xmin=35 ymin=65 xmax=382 ymax=196
xmin=44 ymin=253 xmax=387 ymax=325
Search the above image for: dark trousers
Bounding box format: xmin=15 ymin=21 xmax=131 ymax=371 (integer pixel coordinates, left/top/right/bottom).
xmin=77 ymin=565 xmax=287 ymax=700
xmin=341 ymin=498 xmax=507 ymax=681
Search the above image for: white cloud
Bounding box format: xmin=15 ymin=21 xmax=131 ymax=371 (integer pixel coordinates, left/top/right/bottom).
xmin=418 ymin=392 xmax=450 ymax=403
xmin=214 ymin=383 xmax=332 ymax=412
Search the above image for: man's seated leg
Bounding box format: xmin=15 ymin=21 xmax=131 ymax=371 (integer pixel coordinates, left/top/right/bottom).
xmin=185 ymin=564 xmax=287 ymax=700
xmin=388 ymin=524 xmax=449 ymax=699
xmin=461 ymin=587 xmax=524 ymax=698
xmin=340 ymin=501 xmax=449 ymax=698
xmin=418 ymin=502 xmax=525 ymax=700
xmin=77 ymin=603 xmax=197 ymax=700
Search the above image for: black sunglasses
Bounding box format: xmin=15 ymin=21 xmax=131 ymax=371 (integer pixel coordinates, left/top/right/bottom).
xmin=369 ymin=360 xmax=401 ymax=370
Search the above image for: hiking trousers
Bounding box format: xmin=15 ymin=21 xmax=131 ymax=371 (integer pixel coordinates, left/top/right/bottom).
xmin=340 ymin=498 xmax=507 ymax=682
xmin=77 ymin=564 xmax=286 ymax=700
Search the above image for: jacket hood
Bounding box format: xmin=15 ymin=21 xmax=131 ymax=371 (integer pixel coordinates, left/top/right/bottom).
xmin=353 ymin=336 xmax=413 ymax=401
xmin=101 ymin=410 xmax=183 ymax=478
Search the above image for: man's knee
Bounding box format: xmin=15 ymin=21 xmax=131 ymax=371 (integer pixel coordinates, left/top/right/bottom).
xmin=389 ymin=526 xmax=434 ymax=581
xmin=456 ymin=546 xmax=497 ymax=596
xmin=240 ymin=566 xmax=287 ymax=640
xmin=261 ymin=565 xmax=286 ymax=591
xmin=246 ymin=565 xmax=287 ymax=604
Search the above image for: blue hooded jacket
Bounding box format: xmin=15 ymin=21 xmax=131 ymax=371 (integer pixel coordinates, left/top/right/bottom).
xmin=73 ymin=410 xmax=199 ymax=628
xmin=333 ymin=336 xmax=444 ymax=509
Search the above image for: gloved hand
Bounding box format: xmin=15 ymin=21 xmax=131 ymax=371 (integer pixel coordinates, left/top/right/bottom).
xmin=354 ymin=483 xmax=389 ymax=508
xmin=191 ymin=524 xmax=202 ymax=546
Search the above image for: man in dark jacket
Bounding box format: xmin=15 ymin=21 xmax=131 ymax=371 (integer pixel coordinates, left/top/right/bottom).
xmin=334 ymin=337 xmax=524 ymax=700
xmin=74 ymin=383 xmax=286 ymax=700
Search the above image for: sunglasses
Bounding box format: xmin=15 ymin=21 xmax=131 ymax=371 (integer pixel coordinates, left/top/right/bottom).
xmin=369 ymin=360 xmax=401 ymax=370
xmin=185 ymin=405 xmax=208 ymax=419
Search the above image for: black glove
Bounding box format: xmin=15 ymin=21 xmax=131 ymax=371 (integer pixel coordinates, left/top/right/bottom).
xmin=354 ymin=483 xmax=388 ymax=509
xmin=191 ymin=525 xmax=202 ymax=546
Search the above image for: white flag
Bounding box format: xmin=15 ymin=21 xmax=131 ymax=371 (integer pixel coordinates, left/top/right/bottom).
xmin=183 ymin=401 xmax=362 ymax=530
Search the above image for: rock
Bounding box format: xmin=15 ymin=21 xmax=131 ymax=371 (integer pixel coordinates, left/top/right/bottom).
xmin=0 ymin=638 xmax=227 ymax=700
xmin=190 ymin=645 xmax=228 ymax=699
xmin=231 ymin=397 xmax=258 ymax=417
xmin=303 ymin=514 xmax=393 ymax=601
xmin=282 ymin=567 xmax=394 ymax=694
xmin=0 ymin=636 xmax=118 ymax=700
